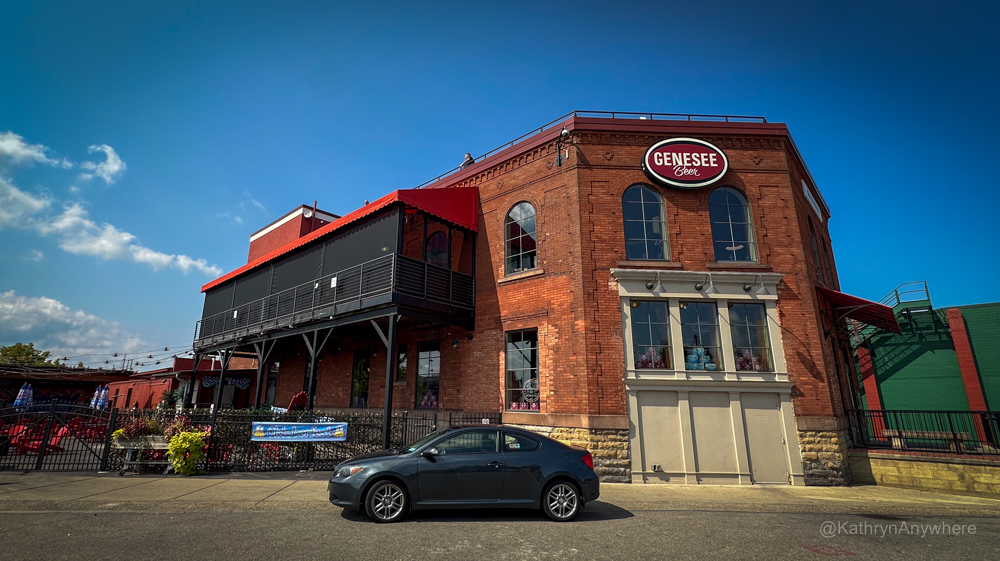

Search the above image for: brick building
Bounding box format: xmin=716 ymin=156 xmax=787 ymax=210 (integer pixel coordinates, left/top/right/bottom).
xmin=190 ymin=111 xmax=888 ymax=485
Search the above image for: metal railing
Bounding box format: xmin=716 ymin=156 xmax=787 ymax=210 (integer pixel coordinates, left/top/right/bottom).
xmin=849 ymin=409 xmax=1000 ymax=457
xmin=194 ymin=253 xmax=474 ymax=348
xmin=0 ymin=403 xmax=114 ymax=471
xmin=414 ymin=110 xmax=768 ymax=188
xmin=107 ymin=408 xmax=502 ymax=473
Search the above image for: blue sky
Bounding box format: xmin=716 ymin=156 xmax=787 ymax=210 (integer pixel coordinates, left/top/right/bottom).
xmin=1 ymin=1 xmax=997 ymax=366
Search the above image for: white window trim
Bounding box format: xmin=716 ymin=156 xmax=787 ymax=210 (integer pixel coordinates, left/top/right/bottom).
xmin=614 ymin=269 xmax=787 ymax=384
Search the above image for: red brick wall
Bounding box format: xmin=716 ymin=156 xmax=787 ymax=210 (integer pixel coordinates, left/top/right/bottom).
xmin=263 ymin=121 xmax=842 ymax=421
xmin=248 ymin=217 xmax=306 ymax=263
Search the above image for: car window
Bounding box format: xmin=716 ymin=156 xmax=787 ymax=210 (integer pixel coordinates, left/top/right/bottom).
xmin=405 ymin=428 xmax=455 ymax=453
xmin=434 ymin=430 xmax=498 ymax=455
xmin=503 ymin=433 xmax=540 ymax=452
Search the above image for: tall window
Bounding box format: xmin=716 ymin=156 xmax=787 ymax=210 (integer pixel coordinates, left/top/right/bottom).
xmin=395 ymin=344 xmax=407 ymax=383
xmin=426 ymin=231 xmax=449 ymax=268
xmin=415 ymin=342 xmax=440 ymax=409
xmin=505 ymin=202 xmax=537 ymax=274
xmin=680 ymin=302 xmax=722 ymax=371
xmin=629 ymin=301 xmax=671 ymax=369
xmin=728 ymin=303 xmax=773 ymax=372
xmin=808 ymin=219 xmax=824 ymax=284
xmin=505 ymin=329 xmax=539 ymax=411
xmin=350 ymin=351 xmax=371 ymax=408
xmin=623 ymin=184 xmax=668 ymax=260
xmin=708 ymin=187 xmax=756 ymax=262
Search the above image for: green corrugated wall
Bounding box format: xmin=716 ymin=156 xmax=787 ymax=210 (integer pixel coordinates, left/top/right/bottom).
xmin=956 ymin=304 xmax=1000 ymax=410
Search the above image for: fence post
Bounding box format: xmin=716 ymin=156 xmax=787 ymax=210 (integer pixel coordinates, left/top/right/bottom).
xmin=402 ymin=411 xmax=409 ymax=447
xmin=99 ymin=408 xmax=118 ymax=471
xmin=34 ymin=401 xmax=59 ymax=470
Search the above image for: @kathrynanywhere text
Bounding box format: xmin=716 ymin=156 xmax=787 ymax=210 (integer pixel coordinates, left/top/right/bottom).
xmin=821 ymin=520 xmax=977 ymax=539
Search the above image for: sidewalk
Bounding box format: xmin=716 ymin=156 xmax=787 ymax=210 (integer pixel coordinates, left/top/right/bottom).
xmin=2 ymin=471 xmax=999 ymax=516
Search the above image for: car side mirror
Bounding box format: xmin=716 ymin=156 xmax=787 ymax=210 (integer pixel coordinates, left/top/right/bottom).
xmin=421 ymin=447 xmax=439 ymax=458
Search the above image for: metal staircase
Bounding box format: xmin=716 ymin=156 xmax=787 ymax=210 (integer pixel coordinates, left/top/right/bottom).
xmin=849 ymin=281 xmax=932 ymax=344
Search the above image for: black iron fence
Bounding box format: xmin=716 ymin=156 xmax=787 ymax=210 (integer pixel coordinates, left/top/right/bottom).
xmin=848 ymin=409 xmax=1000 ymax=456
xmin=194 ymin=253 xmax=475 ymax=348
xmin=0 ymin=402 xmax=113 ymax=471
xmin=106 ymin=408 xmax=501 ymax=474
xmin=2 ymin=405 xmax=499 ymax=473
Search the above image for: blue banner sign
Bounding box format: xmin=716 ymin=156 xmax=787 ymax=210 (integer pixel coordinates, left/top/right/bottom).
xmin=250 ymin=422 xmax=347 ymax=442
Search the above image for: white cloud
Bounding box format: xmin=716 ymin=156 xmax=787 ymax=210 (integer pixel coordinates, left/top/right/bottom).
xmin=246 ymin=192 xmax=266 ymax=212
xmin=0 ymin=177 xmax=222 ymax=277
xmin=0 ymin=176 xmax=51 ymax=228
xmin=79 ymin=144 xmax=126 ymax=184
xmin=24 ymin=250 xmax=44 ymax=262
xmin=0 ymin=132 xmax=73 ymax=169
xmin=0 ymin=290 xmax=145 ymax=358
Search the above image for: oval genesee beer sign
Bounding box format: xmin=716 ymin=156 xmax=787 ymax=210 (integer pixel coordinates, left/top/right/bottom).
xmin=642 ymin=137 xmax=729 ymax=189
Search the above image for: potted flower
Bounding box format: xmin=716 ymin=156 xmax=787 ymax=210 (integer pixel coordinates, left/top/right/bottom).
xmin=112 ymin=416 xmax=167 ymax=449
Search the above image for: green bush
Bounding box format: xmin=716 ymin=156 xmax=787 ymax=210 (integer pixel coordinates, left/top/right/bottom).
xmin=168 ymin=431 xmax=208 ymax=476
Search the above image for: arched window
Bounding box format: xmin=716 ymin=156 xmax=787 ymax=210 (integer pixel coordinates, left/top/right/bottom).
xmin=505 ymin=202 xmax=537 ymax=274
xmin=623 ymin=184 xmax=668 ymax=260
xmin=426 ymin=231 xmax=448 ymax=268
xmin=708 ymin=187 xmax=757 ymax=262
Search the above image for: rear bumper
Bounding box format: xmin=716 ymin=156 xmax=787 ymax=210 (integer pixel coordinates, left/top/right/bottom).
xmin=583 ymin=476 xmax=600 ymax=502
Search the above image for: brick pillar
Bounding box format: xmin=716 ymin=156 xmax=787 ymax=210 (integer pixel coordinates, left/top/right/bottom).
xmin=946 ymin=308 xmax=988 ymax=442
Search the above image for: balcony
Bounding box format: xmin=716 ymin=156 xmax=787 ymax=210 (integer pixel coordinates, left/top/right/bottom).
xmin=194 ymin=253 xmax=474 ymax=349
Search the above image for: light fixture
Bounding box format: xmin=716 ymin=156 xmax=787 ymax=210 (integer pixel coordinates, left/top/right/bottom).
xmin=466 ymin=333 xmax=474 ymax=340
xmin=743 ymin=274 xmax=769 ymax=294
xmin=645 ymin=272 xmax=664 ymax=292
xmin=694 ymin=273 xmax=718 ymax=294
xmin=452 ymin=336 xmax=460 ymax=348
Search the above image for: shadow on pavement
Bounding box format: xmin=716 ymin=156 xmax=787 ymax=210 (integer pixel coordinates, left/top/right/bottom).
xmin=339 ymin=500 xmax=633 ymax=524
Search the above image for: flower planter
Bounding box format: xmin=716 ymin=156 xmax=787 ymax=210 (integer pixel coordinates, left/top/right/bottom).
xmin=115 ymin=435 xmax=169 ymax=449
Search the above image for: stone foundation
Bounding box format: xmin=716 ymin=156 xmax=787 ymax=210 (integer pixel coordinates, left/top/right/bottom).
xmin=797 ymin=429 xmax=852 ymax=486
xmin=511 ymin=425 xmax=631 ymax=483
xmin=850 ymin=450 xmax=1000 ymax=499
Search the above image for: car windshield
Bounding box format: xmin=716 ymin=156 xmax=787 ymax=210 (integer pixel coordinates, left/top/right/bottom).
xmin=404 ymin=428 xmax=455 ymax=453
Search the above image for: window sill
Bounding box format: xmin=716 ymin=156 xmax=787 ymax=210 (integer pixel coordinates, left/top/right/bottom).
xmin=498 ymin=268 xmax=544 ymax=284
xmin=617 ymin=260 xmax=683 ymax=268
xmin=706 ymin=262 xmax=772 ymax=270
xmin=394 ymin=381 xmax=407 ymax=386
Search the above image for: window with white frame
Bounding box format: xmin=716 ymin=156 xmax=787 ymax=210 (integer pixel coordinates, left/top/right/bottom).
xmin=629 ymin=300 xmax=671 ymax=369
xmin=505 ymin=202 xmax=537 ymax=274
xmin=679 ymin=302 xmax=723 ymax=371
xmin=709 ymin=187 xmax=757 ymax=262
xmin=728 ymin=302 xmax=774 ymax=372
xmin=622 ymin=184 xmax=668 ymax=260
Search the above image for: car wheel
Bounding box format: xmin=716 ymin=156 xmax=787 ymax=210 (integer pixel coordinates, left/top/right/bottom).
xmin=365 ymin=480 xmax=407 ymax=523
xmin=542 ymin=480 xmax=580 ymax=522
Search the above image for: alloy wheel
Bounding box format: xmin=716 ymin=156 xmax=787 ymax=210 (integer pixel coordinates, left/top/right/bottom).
xmin=546 ymin=483 xmax=579 ymax=520
xmin=371 ymin=483 xmax=405 ymax=521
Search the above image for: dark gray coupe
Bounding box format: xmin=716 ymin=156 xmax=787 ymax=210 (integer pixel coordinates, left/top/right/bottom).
xmin=327 ymin=425 xmax=600 ymax=523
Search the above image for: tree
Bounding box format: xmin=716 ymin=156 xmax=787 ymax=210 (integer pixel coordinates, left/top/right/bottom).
xmin=0 ymin=343 xmax=60 ymax=366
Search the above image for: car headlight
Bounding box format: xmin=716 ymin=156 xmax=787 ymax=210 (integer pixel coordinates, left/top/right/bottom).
xmin=335 ymin=465 xmax=364 ymax=478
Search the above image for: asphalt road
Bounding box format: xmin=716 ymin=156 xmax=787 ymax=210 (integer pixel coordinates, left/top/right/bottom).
xmin=1 ymin=502 xmax=998 ymax=561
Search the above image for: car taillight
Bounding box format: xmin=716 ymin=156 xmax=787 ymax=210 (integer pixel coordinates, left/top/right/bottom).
xmin=582 ymin=452 xmax=594 ymax=470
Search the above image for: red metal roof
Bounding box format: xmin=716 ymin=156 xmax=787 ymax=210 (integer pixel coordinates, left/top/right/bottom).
xmin=202 ymin=187 xmax=480 ymax=293
xmin=816 ymin=286 xmax=902 ymax=335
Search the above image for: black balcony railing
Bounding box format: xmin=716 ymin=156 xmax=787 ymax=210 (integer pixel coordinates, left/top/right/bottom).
xmin=194 ymin=253 xmax=474 ymax=348
xmin=848 ymin=409 xmax=1000 ymax=457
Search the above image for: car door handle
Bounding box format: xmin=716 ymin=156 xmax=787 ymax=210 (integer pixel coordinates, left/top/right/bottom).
xmin=489 ymin=461 xmax=503 ymax=468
